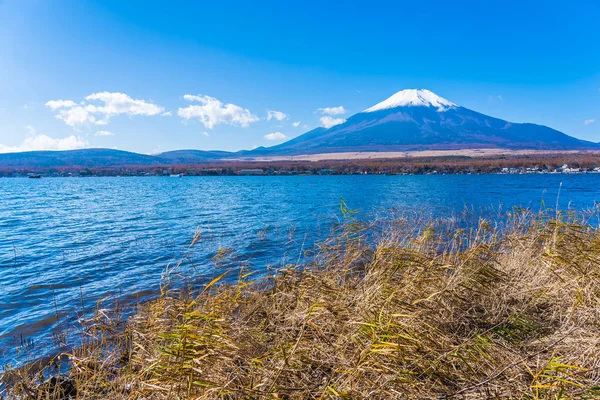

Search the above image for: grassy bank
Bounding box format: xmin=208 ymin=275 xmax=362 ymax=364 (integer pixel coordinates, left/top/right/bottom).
xmin=4 ymin=209 xmax=600 ymax=399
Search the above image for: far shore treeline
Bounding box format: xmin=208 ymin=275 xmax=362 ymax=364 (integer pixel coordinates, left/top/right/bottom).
xmin=2 ymin=152 xmax=600 ymax=177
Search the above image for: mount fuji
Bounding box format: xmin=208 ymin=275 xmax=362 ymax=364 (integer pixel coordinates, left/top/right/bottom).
xmin=257 ymin=89 xmax=599 ymax=155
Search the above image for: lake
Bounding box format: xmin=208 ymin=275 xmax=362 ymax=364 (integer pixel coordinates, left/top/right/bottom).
xmin=1 ymin=174 xmax=599 ymax=367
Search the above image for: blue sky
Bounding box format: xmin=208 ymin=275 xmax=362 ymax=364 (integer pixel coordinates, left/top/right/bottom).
xmin=1 ymin=0 xmax=599 ymax=153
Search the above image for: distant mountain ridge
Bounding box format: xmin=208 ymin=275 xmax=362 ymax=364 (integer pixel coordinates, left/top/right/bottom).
xmin=0 ymin=148 xmax=236 ymax=169
xmin=1 ymin=89 xmax=598 ymax=169
xmin=0 ymin=149 xmax=167 ymax=169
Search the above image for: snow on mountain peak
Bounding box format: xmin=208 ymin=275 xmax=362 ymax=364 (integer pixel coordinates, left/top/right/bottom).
xmin=363 ymin=89 xmax=457 ymax=113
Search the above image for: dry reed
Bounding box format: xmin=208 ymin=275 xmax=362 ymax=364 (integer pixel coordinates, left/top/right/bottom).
xmin=3 ymin=208 xmax=600 ymax=399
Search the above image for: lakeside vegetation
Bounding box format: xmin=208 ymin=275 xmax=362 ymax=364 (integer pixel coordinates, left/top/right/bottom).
xmin=2 ymin=152 xmax=600 ymax=177
xmin=3 ymin=207 xmax=600 ymax=399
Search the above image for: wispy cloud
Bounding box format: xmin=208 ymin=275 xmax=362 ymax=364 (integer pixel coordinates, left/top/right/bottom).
xmin=0 ymin=126 xmax=87 ymax=153
xmin=25 ymin=125 xmax=36 ymax=135
xmin=320 ymin=116 xmax=346 ymax=128
xmin=95 ymin=130 xmax=114 ymax=136
xmin=292 ymin=121 xmax=301 ymax=127
xmin=45 ymin=100 xmax=78 ymax=110
xmin=264 ymin=132 xmax=288 ymax=141
xmin=267 ymin=110 xmax=288 ymax=121
xmin=316 ymin=106 xmax=347 ymax=115
xmin=85 ymin=92 xmax=164 ymax=117
xmin=584 ymin=119 xmax=596 ymax=126
xmin=178 ymin=94 xmax=259 ymax=129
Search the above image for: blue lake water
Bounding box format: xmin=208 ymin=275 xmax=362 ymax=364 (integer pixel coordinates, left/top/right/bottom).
xmin=0 ymin=175 xmax=599 ymax=366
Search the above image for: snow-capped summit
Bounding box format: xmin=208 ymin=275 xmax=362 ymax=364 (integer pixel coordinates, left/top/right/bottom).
xmin=363 ymin=89 xmax=457 ymax=113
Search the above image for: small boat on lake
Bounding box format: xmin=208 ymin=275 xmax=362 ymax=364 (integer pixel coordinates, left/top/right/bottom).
xmin=27 ymin=173 xmax=42 ymax=179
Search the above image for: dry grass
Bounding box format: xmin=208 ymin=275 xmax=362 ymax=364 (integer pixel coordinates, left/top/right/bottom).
xmin=3 ymin=209 xmax=600 ymax=399
xmin=240 ymin=149 xmax=600 ymax=162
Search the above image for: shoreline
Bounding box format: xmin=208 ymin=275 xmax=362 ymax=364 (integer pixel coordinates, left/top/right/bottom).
xmin=2 ymin=150 xmax=600 ymax=177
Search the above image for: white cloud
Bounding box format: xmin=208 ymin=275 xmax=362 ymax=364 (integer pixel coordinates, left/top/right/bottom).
xmin=0 ymin=133 xmax=87 ymax=153
xmin=320 ymin=116 xmax=346 ymax=128
xmin=316 ymin=106 xmax=347 ymax=115
xmin=85 ymin=92 xmax=164 ymax=117
xmin=161 ymin=111 xmax=172 ymax=117
xmin=25 ymin=125 xmax=36 ymax=135
xmin=45 ymin=100 xmax=78 ymax=110
xmin=584 ymin=119 xmax=596 ymax=126
xmin=267 ymin=110 xmax=288 ymax=121
xmin=178 ymin=94 xmax=259 ymax=129
xmin=182 ymin=94 xmax=201 ymax=102
xmin=95 ymin=130 xmax=114 ymax=136
xmin=292 ymin=121 xmax=301 ymax=127
xmin=264 ymin=132 xmax=288 ymax=141
xmin=56 ymin=106 xmax=99 ymax=127
xmin=46 ymin=92 xmax=164 ymax=127
xmin=202 ymin=131 xmax=209 ymax=136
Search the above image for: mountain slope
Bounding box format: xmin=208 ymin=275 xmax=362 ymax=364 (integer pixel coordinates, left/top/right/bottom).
xmin=263 ymin=89 xmax=599 ymax=155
